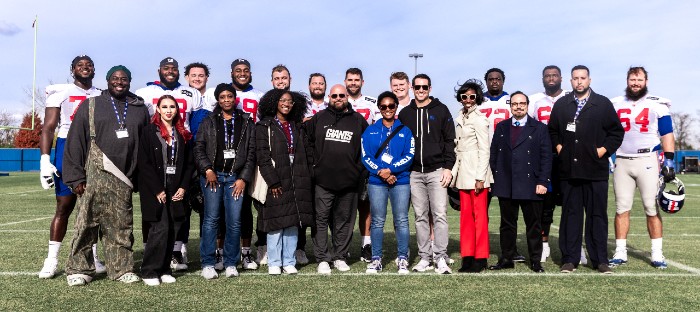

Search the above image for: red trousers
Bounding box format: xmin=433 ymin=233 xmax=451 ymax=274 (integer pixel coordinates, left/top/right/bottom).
xmin=459 ymin=189 xmax=489 ymax=259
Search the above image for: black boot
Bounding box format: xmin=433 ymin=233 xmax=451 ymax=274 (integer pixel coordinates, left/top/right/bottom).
xmin=458 ymin=256 xmax=474 ymax=273
xmin=467 ymin=258 xmax=487 ymax=273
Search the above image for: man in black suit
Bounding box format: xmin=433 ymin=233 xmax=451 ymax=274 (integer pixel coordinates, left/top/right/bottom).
xmin=488 ymin=91 xmax=552 ymax=273
xmin=548 ymin=65 xmax=624 ymax=274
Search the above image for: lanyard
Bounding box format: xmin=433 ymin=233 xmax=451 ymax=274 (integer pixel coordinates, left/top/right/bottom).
xmin=169 ymin=128 xmax=177 ymax=165
xmin=275 ymin=117 xmax=294 ymax=154
xmin=110 ymin=97 xmax=128 ymax=128
xmin=379 ymin=123 xmax=394 ymax=153
xmin=222 ymin=114 xmax=235 ymax=149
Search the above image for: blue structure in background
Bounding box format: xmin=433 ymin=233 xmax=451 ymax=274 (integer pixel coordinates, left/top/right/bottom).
xmin=0 ymin=148 xmax=53 ymax=172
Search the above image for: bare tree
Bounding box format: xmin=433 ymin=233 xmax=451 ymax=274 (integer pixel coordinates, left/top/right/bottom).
xmin=0 ymin=110 xmax=18 ymax=147
xmin=672 ymin=111 xmax=696 ymax=150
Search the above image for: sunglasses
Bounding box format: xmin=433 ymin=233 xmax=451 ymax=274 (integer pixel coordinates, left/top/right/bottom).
xmin=330 ymin=94 xmax=346 ymax=99
xmin=460 ymin=94 xmax=477 ymax=101
xmin=379 ymin=104 xmax=397 ymax=111
xmin=413 ymin=85 xmax=429 ymax=91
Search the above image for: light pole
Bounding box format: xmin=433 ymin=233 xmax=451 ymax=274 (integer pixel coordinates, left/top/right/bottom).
xmin=408 ymin=53 xmax=423 ymax=77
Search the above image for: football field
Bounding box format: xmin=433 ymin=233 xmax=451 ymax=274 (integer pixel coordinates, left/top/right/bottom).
xmin=1 ymin=172 xmax=699 ymax=311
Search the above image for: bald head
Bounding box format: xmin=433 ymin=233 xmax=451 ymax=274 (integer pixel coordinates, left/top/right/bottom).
xmin=328 ymin=84 xmax=349 ymax=111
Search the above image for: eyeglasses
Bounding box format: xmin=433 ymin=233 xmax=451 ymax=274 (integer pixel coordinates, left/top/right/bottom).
xmin=460 ymin=94 xmax=477 ymax=101
xmin=379 ymin=104 xmax=397 ymax=111
xmin=510 ymin=102 xmax=528 ymax=107
xmin=330 ymin=94 xmax=346 ymax=99
xmin=278 ymin=99 xmax=293 ymax=104
xmin=413 ymin=85 xmax=429 ymax=91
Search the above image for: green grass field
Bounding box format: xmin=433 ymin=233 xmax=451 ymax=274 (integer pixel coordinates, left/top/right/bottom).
xmin=1 ymin=172 xmax=699 ymax=311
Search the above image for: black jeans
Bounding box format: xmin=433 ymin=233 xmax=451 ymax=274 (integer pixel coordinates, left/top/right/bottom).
xmin=497 ymin=197 xmax=543 ymax=263
xmin=559 ymin=179 xmax=609 ymax=266
xmin=312 ymin=185 xmax=358 ymax=263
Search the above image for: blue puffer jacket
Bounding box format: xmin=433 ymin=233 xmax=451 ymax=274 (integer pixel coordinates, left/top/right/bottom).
xmin=361 ymin=119 xmax=415 ymax=185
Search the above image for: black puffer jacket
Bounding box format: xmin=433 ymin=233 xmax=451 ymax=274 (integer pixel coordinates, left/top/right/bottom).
xmin=194 ymin=106 xmax=256 ymax=183
xmin=255 ymin=117 xmax=314 ymax=232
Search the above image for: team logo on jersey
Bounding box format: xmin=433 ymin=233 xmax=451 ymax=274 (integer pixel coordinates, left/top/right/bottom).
xmin=364 ymin=97 xmax=377 ymax=103
xmin=647 ymin=96 xmax=659 ymax=100
xmin=325 ymin=129 xmax=353 ymax=143
xmin=181 ymin=90 xmax=193 ymax=97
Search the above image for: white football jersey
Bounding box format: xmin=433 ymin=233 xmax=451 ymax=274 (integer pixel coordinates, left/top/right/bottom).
xmin=45 ymin=84 xmax=101 ymax=138
xmin=200 ymin=88 xmax=218 ymax=112
xmin=305 ymin=100 xmax=328 ymax=118
xmin=349 ymin=95 xmax=381 ymax=124
xmin=612 ymin=94 xmax=672 ymax=156
xmin=135 ymin=83 xmax=201 ymax=131
xmin=45 ymin=84 xmax=73 ymax=98
xmin=528 ymin=90 xmax=570 ymax=125
xmin=204 ymin=85 xmax=263 ymax=121
xmin=479 ymin=93 xmax=511 ymax=142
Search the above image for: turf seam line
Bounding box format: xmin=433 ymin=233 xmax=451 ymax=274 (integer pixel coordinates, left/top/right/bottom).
xmin=0 ymin=217 xmax=52 ymax=227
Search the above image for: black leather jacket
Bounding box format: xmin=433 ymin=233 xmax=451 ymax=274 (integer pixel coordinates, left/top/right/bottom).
xmin=193 ymin=107 xmax=256 ymax=183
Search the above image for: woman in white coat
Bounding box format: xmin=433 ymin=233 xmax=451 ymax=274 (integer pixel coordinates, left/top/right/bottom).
xmin=451 ymin=79 xmax=493 ymax=273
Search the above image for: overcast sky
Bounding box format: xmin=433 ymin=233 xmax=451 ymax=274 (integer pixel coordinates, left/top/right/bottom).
xmin=1 ymin=1 xmax=699 ymax=126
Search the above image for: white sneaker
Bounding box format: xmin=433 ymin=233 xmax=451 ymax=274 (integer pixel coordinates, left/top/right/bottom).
xmin=160 ymin=274 xmax=176 ymax=284
xmin=397 ymin=258 xmax=410 ymax=274
xmin=269 ymin=266 xmax=282 ymax=275
xmin=435 ymin=257 xmax=452 ymax=274
xmin=283 ymin=265 xmax=298 ymax=275
xmin=412 ymin=259 xmax=434 ymax=272
xmin=295 ymin=249 xmax=309 ymax=265
xmin=333 ymin=260 xmax=350 ymax=272
xmin=94 ymin=258 xmax=107 ymax=274
xmin=541 ymin=243 xmax=551 ymax=263
xmin=241 ymin=251 xmax=259 ymax=270
xmin=214 ymin=249 xmax=224 ymax=271
xmin=366 ymin=258 xmax=382 ymax=274
xmin=225 ymin=266 xmax=239 ymax=277
xmin=201 ymin=266 xmax=218 ymax=280
xmin=580 ymin=247 xmax=588 ymax=266
xmin=143 ymin=278 xmax=160 ymax=286
xmin=39 ymin=257 xmax=58 ymax=279
xmin=317 ymin=261 xmax=332 ymax=275
xmin=257 ymin=245 xmax=268 ymax=265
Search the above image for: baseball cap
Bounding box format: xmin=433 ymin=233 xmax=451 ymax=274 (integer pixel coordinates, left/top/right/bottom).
xmin=160 ymin=57 xmax=179 ymax=68
xmin=231 ymin=58 xmax=251 ymax=69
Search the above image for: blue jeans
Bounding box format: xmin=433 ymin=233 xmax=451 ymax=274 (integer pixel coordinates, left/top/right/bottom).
xmin=368 ymin=183 xmax=410 ymax=259
xmin=267 ymin=226 xmax=298 ymax=267
xmin=200 ymin=172 xmax=243 ymax=268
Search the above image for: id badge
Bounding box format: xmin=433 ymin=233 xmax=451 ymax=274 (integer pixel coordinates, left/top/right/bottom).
xmin=115 ymin=129 xmax=129 ymax=138
xmin=381 ymin=153 xmax=394 ymax=164
xmin=566 ymin=122 xmax=576 ymax=132
xmin=223 ymin=149 xmax=236 ymax=159
xmin=166 ymin=166 xmax=176 ymax=175
xmin=289 ymin=154 xmax=295 ymax=164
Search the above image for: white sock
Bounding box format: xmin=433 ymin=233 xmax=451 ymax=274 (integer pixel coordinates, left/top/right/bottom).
xmin=241 ymin=247 xmax=251 ymax=254
xmin=615 ymin=239 xmax=627 ymax=257
xmin=651 ymin=238 xmax=663 ymax=255
xmin=173 ymin=241 xmax=183 ymax=252
xmin=362 ymin=236 xmax=371 ymax=246
xmin=92 ymin=244 xmax=100 ymax=261
xmin=542 ymin=241 xmax=549 ymax=249
xmin=181 ymin=243 xmax=188 ymax=254
xmin=47 ymin=241 xmax=61 ymax=259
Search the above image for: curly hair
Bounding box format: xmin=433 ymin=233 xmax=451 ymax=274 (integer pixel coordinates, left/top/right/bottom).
xmin=454 ymin=79 xmax=485 ymax=105
xmin=257 ymin=89 xmax=308 ymax=123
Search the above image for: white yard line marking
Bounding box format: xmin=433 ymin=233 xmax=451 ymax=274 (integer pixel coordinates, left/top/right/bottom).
xmin=550 ymin=224 xmax=700 ymax=275
xmin=0 ymin=217 xmax=52 ymax=227
xmin=0 ymin=190 xmax=46 ymax=195
xmin=2 ymin=271 xmax=699 ymax=277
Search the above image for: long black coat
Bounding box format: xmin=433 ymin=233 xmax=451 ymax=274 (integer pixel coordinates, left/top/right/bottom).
xmin=137 ymin=123 xmax=194 ymax=222
xmin=548 ymin=90 xmax=624 ymax=181
xmin=255 ymin=117 xmax=314 ymax=232
xmin=490 ymin=117 xmax=552 ymax=200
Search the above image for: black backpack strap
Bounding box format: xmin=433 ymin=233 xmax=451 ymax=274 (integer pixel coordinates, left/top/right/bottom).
xmin=374 ymin=125 xmax=404 ymax=159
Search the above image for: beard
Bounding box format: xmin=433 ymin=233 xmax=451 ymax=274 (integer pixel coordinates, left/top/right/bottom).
xmin=310 ymin=89 xmax=325 ymax=101
xmin=347 ymin=86 xmax=361 ymax=97
xmin=74 ymin=72 xmax=95 ymax=85
xmin=544 ymin=82 xmax=561 ymax=95
xmin=159 ymin=72 xmax=180 ymax=89
xmin=232 ymin=75 xmax=252 ymax=90
xmin=625 ymin=86 xmax=648 ymax=101
xmin=573 ymin=86 xmax=590 ymax=96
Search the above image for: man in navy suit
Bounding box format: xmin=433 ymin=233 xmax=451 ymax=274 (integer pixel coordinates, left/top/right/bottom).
xmin=488 ymin=91 xmax=552 ymax=273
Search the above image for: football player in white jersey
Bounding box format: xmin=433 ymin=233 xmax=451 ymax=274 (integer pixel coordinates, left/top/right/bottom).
xmin=38 ymin=55 xmax=105 ymax=278
xmin=186 ymin=62 xmax=216 ymax=138
xmin=134 ymin=57 xmax=201 ymax=132
xmin=344 ymin=67 xmax=379 ymax=262
xmin=610 ymin=67 xmax=675 ymax=269
xmin=390 ymin=71 xmax=412 ymax=115
xmin=479 ymin=68 xmax=511 ymax=143
xmin=135 ymin=57 xmax=201 ymax=272
xmin=528 ymin=65 xmax=581 ymax=263
xmin=304 ymin=73 xmax=328 ymax=122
